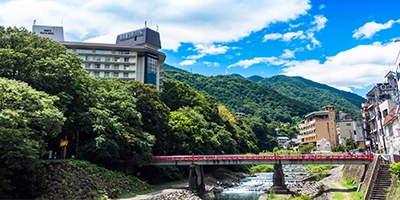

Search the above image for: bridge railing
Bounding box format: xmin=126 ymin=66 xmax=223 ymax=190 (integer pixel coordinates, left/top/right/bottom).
xmin=152 ymin=153 xmax=374 ymax=162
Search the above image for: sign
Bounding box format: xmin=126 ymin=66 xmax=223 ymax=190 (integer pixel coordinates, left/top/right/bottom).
xmin=60 ymin=140 xmax=68 ymax=147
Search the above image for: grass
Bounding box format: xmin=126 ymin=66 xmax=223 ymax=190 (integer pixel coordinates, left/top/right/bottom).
xmin=330 ymin=183 xmax=346 ymax=200
xmin=340 ymin=180 xmax=363 ymax=200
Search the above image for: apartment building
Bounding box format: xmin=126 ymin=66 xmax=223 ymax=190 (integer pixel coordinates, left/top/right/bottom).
xmin=299 ymin=105 xmax=338 ymax=146
xmin=362 ymin=71 xmax=399 ymax=153
xmin=32 ymin=25 xmax=165 ymax=90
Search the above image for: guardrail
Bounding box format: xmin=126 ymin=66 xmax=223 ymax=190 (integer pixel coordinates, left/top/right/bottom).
xmin=152 ymin=154 xmax=374 ymax=162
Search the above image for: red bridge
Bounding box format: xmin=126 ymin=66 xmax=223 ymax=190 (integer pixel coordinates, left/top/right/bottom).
xmin=150 ymin=153 xmax=374 ymax=165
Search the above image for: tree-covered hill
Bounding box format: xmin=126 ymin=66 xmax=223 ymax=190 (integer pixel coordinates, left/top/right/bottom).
xmin=163 ymin=70 xmax=318 ymax=123
xmin=258 ymin=75 xmax=366 ymax=115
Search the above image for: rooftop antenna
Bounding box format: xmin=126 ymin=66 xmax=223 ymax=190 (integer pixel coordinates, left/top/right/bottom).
xmin=145 ymin=21 xmax=147 ymax=27
xmin=33 ymin=19 xmax=36 ymax=25
xmin=156 ymin=25 xmax=159 ymax=31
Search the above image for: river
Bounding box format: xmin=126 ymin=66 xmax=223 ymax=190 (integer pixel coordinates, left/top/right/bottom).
xmin=215 ymin=165 xmax=305 ymax=200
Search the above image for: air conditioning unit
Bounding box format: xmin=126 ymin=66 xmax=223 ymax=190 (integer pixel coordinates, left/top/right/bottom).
xmin=380 ymin=85 xmax=386 ymax=90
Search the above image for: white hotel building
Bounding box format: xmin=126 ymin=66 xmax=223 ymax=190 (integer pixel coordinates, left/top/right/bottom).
xmin=32 ymin=25 xmax=165 ymax=90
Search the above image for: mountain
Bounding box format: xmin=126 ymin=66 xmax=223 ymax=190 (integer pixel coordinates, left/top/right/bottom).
xmin=247 ymin=75 xmax=264 ymax=82
xmin=258 ymin=75 xmax=366 ymax=115
xmin=163 ymin=69 xmax=318 ymax=123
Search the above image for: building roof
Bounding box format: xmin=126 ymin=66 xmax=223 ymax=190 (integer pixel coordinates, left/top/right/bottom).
xmin=383 ymin=105 xmax=399 ymax=126
xmin=305 ymin=110 xmax=329 ymax=118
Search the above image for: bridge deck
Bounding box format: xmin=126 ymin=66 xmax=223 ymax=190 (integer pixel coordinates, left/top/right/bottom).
xmin=148 ymin=154 xmax=374 ymax=165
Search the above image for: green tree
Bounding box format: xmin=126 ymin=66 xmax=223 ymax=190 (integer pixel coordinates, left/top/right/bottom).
xmin=0 ymin=78 xmax=65 ymax=198
xmin=0 ymin=26 xmax=92 ymax=153
xmin=79 ymin=79 xmax=154 ymax=167
xmin=127 ymin=81 xmax=170 ymax=155
xmin=299 ymin=144 xmax=315 ymax=154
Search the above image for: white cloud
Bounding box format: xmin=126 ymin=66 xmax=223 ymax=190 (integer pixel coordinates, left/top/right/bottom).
xmin=203 ymin=61 xmax=220 ymax=67
xmin=353 ymin=19 xmax=400 ymax=39
xmin=263 ymin=33 xmax=283 ymax=42
xmin=282 ymin=31 xmax=305 ymax=41
xmin=311 ymin=15 xmax=327 ymax=31
xmin=187 ymin=43 xmax=229 ymax=59
xmin=179 ymin=60 xmax=196 ymax=66
xmin=280 ymin=48 xmax=303 ymax=58
xmin=227 ymin=57 xmax=285 ymax=69
xmin=229 ymin=41 xmax=399 ymax=91
xmin=318 ymin=4 xmax=325 ymax=10
xmin=262 ymin=15 xmax=326 ymax=49
xmin=0 ymin=0 xmax=311 ymax=51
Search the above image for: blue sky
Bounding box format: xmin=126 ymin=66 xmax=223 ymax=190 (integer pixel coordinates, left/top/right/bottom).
xmin=1 ymin=0 xmax=400 ymax=97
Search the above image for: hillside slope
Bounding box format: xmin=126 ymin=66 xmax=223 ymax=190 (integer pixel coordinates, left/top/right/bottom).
xmin=258 ymin=75 xmax=366 ymax=115
xmin=163 ymin=70 xmax=317 ymax=123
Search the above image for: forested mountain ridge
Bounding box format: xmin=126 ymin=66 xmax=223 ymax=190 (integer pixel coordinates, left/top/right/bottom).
xmin=163 ymin=64 xmax=366 ymax=118
xmin=163 ymin=69 xmax=318 ymax=123
xmin=258 ymin=75 xmax=366 ymax=115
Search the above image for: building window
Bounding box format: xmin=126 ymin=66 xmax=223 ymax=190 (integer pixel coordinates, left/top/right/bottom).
xmin=114 ymin=65 xmax=119 ymax=70
xmin=94 ymin=72 xmax=100 ymax=77
xmin=114 ymin=57 xmax=120 ymax=62
xmin=67 ymin=48 xmax=74 ymax=52
xmin=388 ymin=123 xmax=394 ymax=136
xmin=145 ymin=54 xmax=158 ymax=85
xmin=124 ymin=65 xmax=129 ymax=70
xmin=76 ymin=49 xmax=92 ymax=53
xmin=84 ymin=63 xmax=91 ymax=69
xmin=124 ymin=57 xmax=130 ymax=62
xmin=123 ymin=72 xmax=129 ymax=78
xmin=105 ymin=64 xmax=110 ymax=69
xmin=85 ymin=56 xmax=91 ymax=61
xmin=346 ymin=123 xmax=351 ymax=126
xmin=116 ymin=50 xmax=130 ymax=55
xmin=383 ymin=109 xmax=388 ymax=118
xmin=95 ymin=64 xmax=100 ymax=69
xmin=95 ymin=56 xmax=101 ymax=61
xmin=113 ymin=72 xmax=119 ymax=77
xmin=95 ymin=49 xmax=112 ymax=54
xmin=105 ymin=56 xmax=111 ymax=61
xmin=104 ymin=72 xmax=110 ymax=77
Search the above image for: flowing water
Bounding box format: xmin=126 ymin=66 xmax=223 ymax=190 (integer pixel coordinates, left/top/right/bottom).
xmin=215 ymin=165 xmax=305 ymax=200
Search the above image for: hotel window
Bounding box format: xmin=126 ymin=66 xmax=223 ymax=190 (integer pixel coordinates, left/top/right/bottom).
xmin=123 ymin=72 xmax=129 ymax=78
xmin=95 ymin=56 xmax=101 ymax=61
xmin=84 ymin=63 xmax=91 ymax=69
xmin=67 ymin=48 xmax=74 ymax=52
xmin=114 ymin=57 xmax=120 ymax=62
xmin=113 ymin=72 xmax=119 ymax=77
xmin=94 ymin=72 xmax=100 ymax=77
xmin=114 ymin=65 xmax=119 ymax=70
xmin=145 ymin=54 xmax=158 ymax=85
xmin=116 ymin=50 xmax=130 ymax=55
xmin=105 ymin=56 xmax=111 ymax=61
xmin=76 ymin=49 xmax=92 ymax=53
xmin=124 ymin=57 xmax=130 ymax=62
xmin=95 ymin=64 xmax=100 ymax=69
xmin=104 ymin=72 xmax=110 ymax=77
xmin=124 ymin=65 xmax=129 ymax=70
xmin=105 ymin=64 xmax=110 ymax=69
xmin=85 ymin=56 xmax=91 ymax=61
xmin=95 ymin=49 xmax=112 ymax=54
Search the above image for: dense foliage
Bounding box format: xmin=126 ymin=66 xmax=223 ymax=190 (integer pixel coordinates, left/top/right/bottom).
xmin=163 ymin=70 xmax=317 ymax=124
xmin=259 ymin=75 xmax=365 ymax=116
xmin=0 ymin=78 xmax=65 ymax=198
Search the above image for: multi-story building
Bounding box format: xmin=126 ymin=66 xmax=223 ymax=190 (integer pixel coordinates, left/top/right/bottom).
xmin=299 ymin=105 xmax=338 ymax=146
xmin=362 ymin=71 xmax=399 ymax=153
xmin=336 ymin=119 xmax=364 ymax=148
xmin=32 ymin=24 xmax=165 ymax=90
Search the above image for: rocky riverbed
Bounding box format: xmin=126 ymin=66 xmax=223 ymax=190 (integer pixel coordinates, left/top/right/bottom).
xmin=121 ymin=165 xmax=347 ymax=200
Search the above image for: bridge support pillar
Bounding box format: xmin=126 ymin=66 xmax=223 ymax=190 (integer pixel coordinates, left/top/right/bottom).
xmin=188 ymin=164 xmax=205 ymax=196
xmin=269 ymin=163 xmax=290 ymax=194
